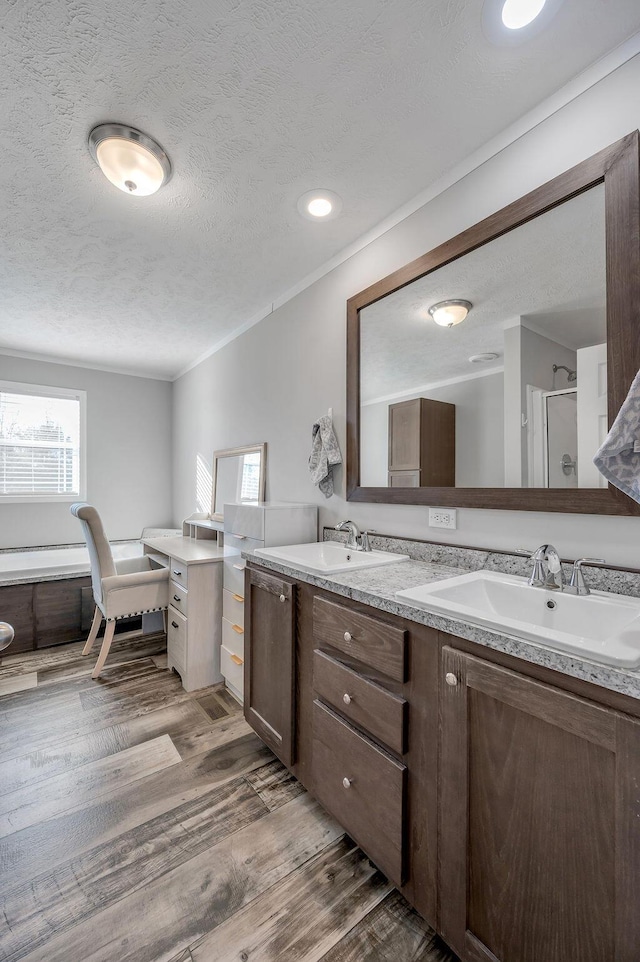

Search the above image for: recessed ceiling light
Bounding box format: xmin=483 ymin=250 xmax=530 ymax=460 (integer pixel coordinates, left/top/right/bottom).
xmin=297 ymin=189 xmax=343 ymax=221
xmin=501 ymin=0 xmax=546 ymax=29
xmin=428 ymin=299 xmax=472 ymax=328
xmin=469 ymin=352 xmax=500 ymax=363
xmin=88 ymin=123 xmax=172 ymax=197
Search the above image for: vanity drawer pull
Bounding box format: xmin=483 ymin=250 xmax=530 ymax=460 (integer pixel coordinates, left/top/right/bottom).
xmin=233 ymin=593 xmax=244 ymax=602
xmin=234 ymin=534 xmax=247 ymax=540
xmin=232 ymin=623 xmax=244 ymax=634
xmin=280 ymin=594 xmax=286 ymax=603
xmin=343 ymin=693 xmax=352 ymax=705
xmin=344 ymin=631 xmax=352 ymax=642
xmin=171 ymin=621 xmax=179 ymax=629
xmin=230 ymin=653 xmax=244 ymax=666
xmin=342 ymin=777 xmax=352 ymax=789
xmin=445 ymin=672 xmax=458 ymax=687
xmin=173 ymin=569 xmax=182 ymax=577
xmin=233 ymin=563 xmax=245 ymax=570
xmin=173 ymin=594 xmax=181 ymax=603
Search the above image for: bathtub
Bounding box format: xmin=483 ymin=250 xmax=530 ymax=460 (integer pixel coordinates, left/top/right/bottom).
xmin=0 ymin=541 xmax=144 ymax=585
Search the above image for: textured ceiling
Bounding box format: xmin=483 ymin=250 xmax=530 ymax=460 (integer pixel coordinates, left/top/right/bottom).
xmin=361 ymin=186 xmax=606 ymax=403
xmin=0 ymin=1 xmax=638 ymax=378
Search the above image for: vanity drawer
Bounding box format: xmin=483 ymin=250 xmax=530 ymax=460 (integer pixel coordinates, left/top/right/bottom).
xmin=222 ymin=616 xmax=244 ymax=659
xmin=313 ymin=650 xmax=407 ymax=756
xmin=225 ymin=533 xmax=263 ymax=556
xmin=224 ymin=557 xmax=247 ymax=596
xmin=167 ymin=607 xmax=187 ymax=668
xmin=312 ymin=699 xmax=406 ymax=886
xmin=221 ymin=643 xmax=244 ymax=697
xmin=169 ymin=559 xmax=188 ymax=589
xmin=313 ymin=596 xmax=407 ymax=682
xmin=223 ymin=587 xmax=244 ymax=627
xmin=170 ymin=580 xmax=188 ymax=616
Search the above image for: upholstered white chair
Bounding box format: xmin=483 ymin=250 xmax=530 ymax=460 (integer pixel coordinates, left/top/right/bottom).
xmin=70 ymin=503 xmax=170 ymax=678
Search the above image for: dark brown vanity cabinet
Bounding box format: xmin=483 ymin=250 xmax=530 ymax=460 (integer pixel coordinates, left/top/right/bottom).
xmin=387 ymin=397 xmax=455 ymax=487
xmin=439 ymin=647 xmax=640 ymax=962
xmin=244 ymin=566 xmax=297 ymax=767
xmin=244 ymin=563 xmax=640 ymax=961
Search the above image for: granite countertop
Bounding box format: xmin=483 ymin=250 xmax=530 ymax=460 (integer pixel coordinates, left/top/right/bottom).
xmin=243 ymin=551 xmax=640 ymax=702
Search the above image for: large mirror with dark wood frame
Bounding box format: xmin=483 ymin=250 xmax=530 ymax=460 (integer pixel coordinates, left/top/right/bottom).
xmin=347 ymin=132 xmax=640 ymax=515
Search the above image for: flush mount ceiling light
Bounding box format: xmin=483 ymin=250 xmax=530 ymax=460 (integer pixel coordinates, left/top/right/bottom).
xmin=428 ymin=299 xmax=472 ymax=328
xmin=297 ymin=189 xmax=343 ymax=221
xmin=88 ymin=124 xmax=172 ymax=196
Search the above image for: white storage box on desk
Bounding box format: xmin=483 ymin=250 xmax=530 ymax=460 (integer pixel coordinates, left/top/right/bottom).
xmin=222 ymin=501 xmax=317 ymax=702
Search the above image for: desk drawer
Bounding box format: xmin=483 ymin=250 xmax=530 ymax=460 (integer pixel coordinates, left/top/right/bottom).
xmin=222 ymin=616 xmax=244 ymax=659
xmin=169 ymin=559 xmax=188 ymax=589
xmin=223 ymin=588 xmax=244 ymax=627
xmin=224 ymin=557 xmax=247 ymax=596
xmin=167 ymin=607 xmax=187 ymax=671
xmin=313 ymin=650 xmax=407 ymax=756
xmin=170 ymin=580 xmax=188 ymax=616
xmin=313 ymin=596 xmax=407 ymax=682
xmin=312 ymin=700 xmax=406 ymax=886
xmin=221 ymin=643 xmax=244 ymax=697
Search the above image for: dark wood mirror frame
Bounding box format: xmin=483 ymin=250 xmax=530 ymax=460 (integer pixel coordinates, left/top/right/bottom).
xmin=347 ymin=131 xmax=640 ymax=515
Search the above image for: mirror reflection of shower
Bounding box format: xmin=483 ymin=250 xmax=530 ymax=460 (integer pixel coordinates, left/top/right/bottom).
xmin=552 ymin=363 xmax=577 ymax=388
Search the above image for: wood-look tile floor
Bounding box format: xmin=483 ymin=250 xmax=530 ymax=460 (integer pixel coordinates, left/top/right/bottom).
xmin=0 ymin=632 xmax=458 ymax=962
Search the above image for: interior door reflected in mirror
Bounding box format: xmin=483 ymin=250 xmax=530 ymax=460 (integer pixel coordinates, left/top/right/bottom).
xmin=359 ymin=185 xmax=606 ymax=490
xmin=211 ymin=443 xmax=266 ymax=520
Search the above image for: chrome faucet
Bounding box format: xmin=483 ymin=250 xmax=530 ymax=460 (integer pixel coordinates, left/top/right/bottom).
xmin=565 ymin=558 xmax=605 ymax=596
xmin=525 ymin=544 xmax=565 ymax=590
xmin=335 ymin=520 xmax=372 ymax=552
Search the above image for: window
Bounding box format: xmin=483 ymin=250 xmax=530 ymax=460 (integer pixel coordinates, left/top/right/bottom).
xmin=0 ymin=381 xmax=86 ymax=502
xmin=239 ymin=452 xmax=261 ymax=501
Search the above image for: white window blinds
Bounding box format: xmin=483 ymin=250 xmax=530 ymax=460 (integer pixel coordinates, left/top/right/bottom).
xmin=0 ymin=386 xmax=82 ymax=497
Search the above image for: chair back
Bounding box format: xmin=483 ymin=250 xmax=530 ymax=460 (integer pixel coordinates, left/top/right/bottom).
xmin=70 ymin=503 xmax=116 ymax=607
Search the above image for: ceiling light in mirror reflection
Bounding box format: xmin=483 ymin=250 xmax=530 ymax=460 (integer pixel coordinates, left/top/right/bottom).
xmin=501 ymin=0 xmax=547 ymax=29
xmin=428 ymin=299 xmax=472 ymax=328
xmin=358 ymin=185 xmax=606 ymax=491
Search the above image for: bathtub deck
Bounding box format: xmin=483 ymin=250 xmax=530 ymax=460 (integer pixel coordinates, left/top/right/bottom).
xmin=0 ymin=634 xmax=456 ymax=962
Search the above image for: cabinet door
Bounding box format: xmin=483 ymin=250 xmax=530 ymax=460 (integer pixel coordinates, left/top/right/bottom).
xmin=0 ymin=583 xmax=35 ymax=654
xmin=388 ymin=399 xmax=422 ymax=471
xmin=244 ymin=567 xmax=296 ymax=767
xmin=439 ymin=647 xmax=640 ymax=962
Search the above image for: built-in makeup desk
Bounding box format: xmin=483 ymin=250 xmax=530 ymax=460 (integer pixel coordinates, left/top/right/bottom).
xmin=142 ymin=535 xmax=226 ymax=691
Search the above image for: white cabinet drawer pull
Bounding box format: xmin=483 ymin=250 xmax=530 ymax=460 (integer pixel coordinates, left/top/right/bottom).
xmin=342 ymin=777 xmax=352 ymax=789
xmin=343 ymin=693 xmax=352 ymax=706
xmin=344 ymin=631 xmax=352 ymax=642
xmin=280 ymin=594 xmax=286 ymax=603
xmin=445 ymin=672 xmax=458 ymax=687
xmin=233 ymin=563 xmax=245 ymax=570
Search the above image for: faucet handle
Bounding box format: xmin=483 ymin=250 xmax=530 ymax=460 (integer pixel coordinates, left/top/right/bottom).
xmin=514 ymin=548 xmax=534 ymax=557
xmin=573 ymin=557 xmax=605 ymax=568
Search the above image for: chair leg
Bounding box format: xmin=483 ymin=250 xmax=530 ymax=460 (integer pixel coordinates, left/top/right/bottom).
xmin=92 ymin=620 xmax=116 ymax=679
xmin=83 ymin=606 xmax=103 ymax=655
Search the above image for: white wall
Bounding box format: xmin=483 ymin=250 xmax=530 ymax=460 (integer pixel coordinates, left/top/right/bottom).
xmin=173 ymin=53 xmax=640 ymax=568
xmin=361 ymin=372 xmax=504 ymax=488
xmin=0 ymin=354 xmax=173 ymax=548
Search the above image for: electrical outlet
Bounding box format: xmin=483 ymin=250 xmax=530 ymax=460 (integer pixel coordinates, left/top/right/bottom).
xmin=429 ymin=507 xmax=457 ymax=530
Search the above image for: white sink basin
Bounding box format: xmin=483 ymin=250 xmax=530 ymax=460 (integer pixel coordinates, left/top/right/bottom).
xmin=396 ymin=570 xmax=640 ymax=668
xmin=253 ymin=541 xmax=409 ymax=575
